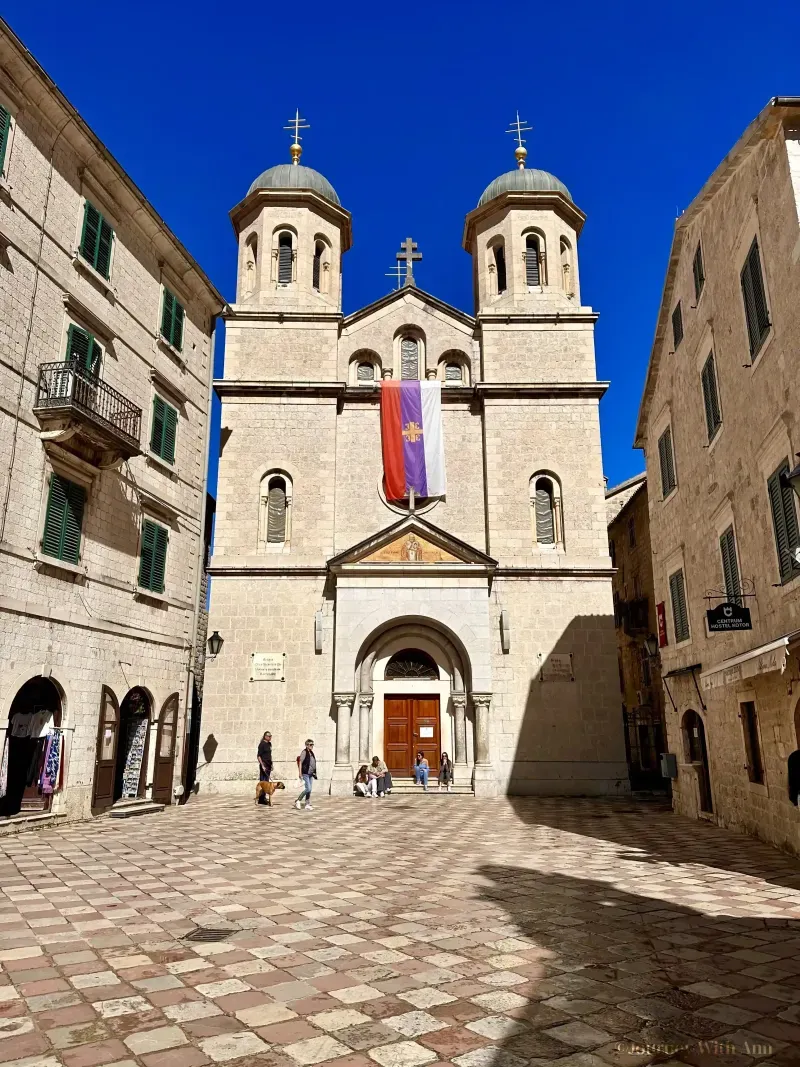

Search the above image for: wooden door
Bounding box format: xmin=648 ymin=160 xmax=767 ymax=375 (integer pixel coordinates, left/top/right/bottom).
xmin=152 ymin=694 xmax=178 ymax=804
xmin=92 ymin=686 xmax=119 ymax=812
xmin=412 ymin=697 xmax=440 ymax=773
xmin=384 ymin=696 xmax=440 ymax=775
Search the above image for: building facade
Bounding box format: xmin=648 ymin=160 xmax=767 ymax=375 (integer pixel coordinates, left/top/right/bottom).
xmin=0 ymin=21 xmax=224 ymax=825
xmin=606 ymin=473 xmax=667 ymax=790
xmin=636 ymin=98 xmax=800 ymax=853
xmin=199 ymin=136 xmax=628 ymax=797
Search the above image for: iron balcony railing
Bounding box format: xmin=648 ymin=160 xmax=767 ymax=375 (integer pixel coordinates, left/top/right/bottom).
xmin=34 ymin=362 xmax=141 ymax=448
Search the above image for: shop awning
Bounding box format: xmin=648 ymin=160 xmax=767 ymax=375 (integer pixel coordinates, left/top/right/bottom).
xmin=699 ymin=632 xmax=800 ymax=691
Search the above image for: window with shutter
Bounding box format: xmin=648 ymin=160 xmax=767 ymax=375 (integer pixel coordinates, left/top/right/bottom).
xmin=312 ymin=242 xmax=323 ymax=291
xmin=740 ymin=237 xmax=770 ymax=357
xmin=400 ymin=338 xmax=419 ymax=380
xmin=139 ymin=519 xmax=168 ymax=593
xmin=160 ymin=288 xmax=185 ymax=351
xmin=356 ymin=361 xmax=374 ymax=381
xmin=700 ymin=352 xmax=722 ymax=441
xmin=79 ymin=201 xmax=114 ymax=279
xmin=266 ymin=478 xmax=287 ymax=543
xmin=66 ymin=324 xmax=102 ymax=376
xmin=0 ymin=105 xmax=10 ymax=175
xmin=525 ymin=236 xmax=540 ymax=286
xmin=719 ymin=526 xmax=741 ymax=605
xmin=150 ymin=395 xmax=178 ymax=463
xmin=278 ymin=233 xmax=293 ymax=284
xmin=658 ymin=426 xmax=677 ymax=497
xmin=494 ymin=244 xmax=507 ymax=293
xmin=767 ymin=461 xmax=800 ymax=583
xmin=671 ymin=302 xmax=684 ymax=349
xmin=445 ymin=362 xmax=462 ymax=382
xmin=669 ymin=568 xmax=690 ymax=643
xmin=535 ymin=480 xmax=555 ymax=544
xmin=692 ymin=242 xmax=705 ymax=300
xmin=42 ymin=473 xmax=86 ymax=564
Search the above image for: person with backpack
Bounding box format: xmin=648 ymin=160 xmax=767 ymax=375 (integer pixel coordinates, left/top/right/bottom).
xmin=295 ymin=739 xmax=317 ymax=810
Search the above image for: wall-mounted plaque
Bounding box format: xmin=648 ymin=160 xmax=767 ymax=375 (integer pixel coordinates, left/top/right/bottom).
xmin=541 ymin=652 xmax=574 ymax=681
xmin=419 ymin=726 xmax=434 ymax=738
xmin=251 ymin=653 xmax=285 ymax=681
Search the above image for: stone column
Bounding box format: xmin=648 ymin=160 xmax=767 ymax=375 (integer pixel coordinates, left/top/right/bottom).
xmin=330 ymin=693 xmax=355 ymax=795
xmin=471 ymin=693 xmax=496 ymax=797
xmin=358 ymin=694 xmax=373 ymax=763
xmin=452 ymin=693 xmax=468 ymax=768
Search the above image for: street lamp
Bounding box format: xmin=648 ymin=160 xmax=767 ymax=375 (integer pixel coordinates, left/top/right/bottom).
xmin=643 ymin=634 xmax=659 ymax=658
xmin=207 ymin=630 xmax=224 ymax=658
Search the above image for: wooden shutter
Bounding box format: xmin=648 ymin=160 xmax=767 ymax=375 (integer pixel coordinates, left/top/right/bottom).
xmin=692 ymin=242 xmax=705 ymax=300
xmin=701 ymin=353 xmax=721 ymax=440
xmin=150 ymin=395 xmax=166 ymax=455
xmin=312 ymin=247 xmax=321 ymax=290
xmin=671 ymin=302 xmax=683 ymax=348
xmin=719 ymin=526 xmax=741 ymax=603
xmin=139 ymin=519 xmax=168 ymax=592
xmin=66 ymin=324 xmax=90 ymax=367
xmin=42 ymin=474 xmax=85 ymax=564
xmin=80 ymin=202 xmax=101 ymax=264
xmin=95 ymin=217 xmax=114 ymax=278
xmin=266 ymin=479 xmax=286 ymax=543
xmin=669 ymin=569 xmax=689 ymax=642
xmin=162 ymin=404 xmax=178 ymax=463
xmin=400 ymin=338 xmax=418 ymax=380
xmin=741 ymin=238 xmax=770 ymax=356
xmin=151 ymin=525 xmax=168 ymax=592
xmin=535 ymin=485 xmax=555 ymax=544
xmin=767 ymin=462 xmax=800 ymax=582
xmin=172 ymin=301 xmax=184 ymax=351
xmin=525 ymin=238 xmax=540 ymax=286
xmin=161 ymin=289 xmax=175 ymax=341
xmin=658 ymin=427 xmax=676 ymax=496
xmin=0 ymin=106 xmax=10 ymax=174
xmin=278 ymin=236 xmax=292 ymax=283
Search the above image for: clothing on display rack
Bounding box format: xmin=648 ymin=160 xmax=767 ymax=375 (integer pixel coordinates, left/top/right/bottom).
xmin=40 ymin=730 xmax=63 ymax=795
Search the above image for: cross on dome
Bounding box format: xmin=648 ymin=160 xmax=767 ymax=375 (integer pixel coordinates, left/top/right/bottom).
xmin=283 ymin=109 xmax=310 ymax=165
xmin=505 ymin=110 xmax=533 ymax=170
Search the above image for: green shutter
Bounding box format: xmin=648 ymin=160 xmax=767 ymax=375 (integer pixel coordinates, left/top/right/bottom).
xmin=671 ymin=302 xmax=683 ymax=348
xmin=160 ymin=288 xmax=185 ymax=351
xmin=150 ymin=395 xmax=166 ymax=455
xmin=172 ymin=300 xmax=184 ymax=351
xmin=79 ymin=201 xmax=114 ymax=278
xmin=0 ymin=106 xmax=10 ymax=175
xmin=162 ymin=404 xmax=177 ymax=463
xmin=658 ymin=426 xmax=676 ymax=497
xmin=42 ymin=474 xmax=85 ymax=564
xmin=701 ymin=352 xmax=721 ymax=441
xmin=719 ymin=526 xmax=741 ymax=604
xmin=692 ymin=242 xmax=705 ymax=300
xmin=95 ymin=217 xmax=114 ymax=279
xmin=741 ymin=239 xmax=770 ymax=357
xmin=669 ymin=569 xmax=689 ymax=643
xmin=66 ymin=324 xmax=102 ymax=375
xmin=768 ymin=462 xmax=800 ymax=583
xmin=139 ymin=519 xmax=168 ymax=593
xmin=150 ymin=395 xmax=177 ymax=462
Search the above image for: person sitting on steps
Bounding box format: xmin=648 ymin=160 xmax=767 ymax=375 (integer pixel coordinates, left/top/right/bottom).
xmin=414 ymin=751 xmax=430 ymax=792
xmin=438 ymin=751 xmax=454 ymax=792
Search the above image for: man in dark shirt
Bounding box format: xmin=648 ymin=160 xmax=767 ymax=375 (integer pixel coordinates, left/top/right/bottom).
xmin=295 ymin=739 xmax=316 ymax=811
xmin=257 ymin=732 xmax=273 ymax=799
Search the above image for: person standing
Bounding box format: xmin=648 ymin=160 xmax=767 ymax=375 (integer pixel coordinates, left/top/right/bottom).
xmin=296 ymin=739 xmax=316 ymax=810
xmin=256 ymin=731 xmax=273 ymax=805
xmin=414 ymin=751 xmax=430 ymax=792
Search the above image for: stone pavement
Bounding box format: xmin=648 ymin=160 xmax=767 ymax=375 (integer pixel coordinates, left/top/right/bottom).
xmin=1 ymin=796 xmax=800 ymax=1067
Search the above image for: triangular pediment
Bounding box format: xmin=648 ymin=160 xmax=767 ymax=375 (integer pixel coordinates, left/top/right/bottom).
xmin=328 ymin=515 xmax=496 ymax=571
xmin=342 ymin=285 xmax=475 ymax=332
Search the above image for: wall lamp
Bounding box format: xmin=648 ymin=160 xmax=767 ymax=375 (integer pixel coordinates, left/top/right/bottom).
xmin=643 ymin=634 xmax=660 ymax=658
xmin=207 ymin=631 xmax=224 ymax=657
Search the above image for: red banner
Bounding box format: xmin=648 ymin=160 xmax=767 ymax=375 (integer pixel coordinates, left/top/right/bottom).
xmin=657 ymin=602 xmax=667 ymax=647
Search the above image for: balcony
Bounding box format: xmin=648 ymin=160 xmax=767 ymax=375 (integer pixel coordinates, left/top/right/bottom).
xmin=33 ymin=362 xmax=141 ymax=467
xmin=620 ymin=597 xmax=650 ymax=635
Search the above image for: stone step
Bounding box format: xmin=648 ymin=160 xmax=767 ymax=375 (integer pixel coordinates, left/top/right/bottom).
xmin=109 ymin=798 xmax=165 ymax=819
xmin=385 ymin=779 xmax=474 ymax=795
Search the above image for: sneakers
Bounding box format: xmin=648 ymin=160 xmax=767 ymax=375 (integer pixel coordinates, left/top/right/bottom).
xmin=305 ymin=803 xmax=313 ymax=810
xmin=294 ymin=800 xmax=302 ymax=810
xmin=447 ymin=784 xmax=452 ymax=792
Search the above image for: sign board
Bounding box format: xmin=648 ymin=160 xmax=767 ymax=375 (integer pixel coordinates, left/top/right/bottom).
xmin=656 ymin=602 xmax=667 ymax=647
xmin=541 ymin=653 xmax=574 ymax=681
xmin=419 ymin=726 xmax=434 ymax=738
xmin=706 ymin=602 xmax=752 ymax=633
xmin=251 ymin=652 xmax=285 ymax=682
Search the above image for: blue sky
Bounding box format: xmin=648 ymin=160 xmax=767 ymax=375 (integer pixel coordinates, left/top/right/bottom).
xmin=7 ymin=0 xmax=800 ymax=494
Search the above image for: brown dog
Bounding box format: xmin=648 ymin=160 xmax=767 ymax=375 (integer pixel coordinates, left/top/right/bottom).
xmin=255 ymin=780 xmax=285 ymax=806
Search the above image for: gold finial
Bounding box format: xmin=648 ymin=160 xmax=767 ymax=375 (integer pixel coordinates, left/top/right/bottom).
xmin=506 ymin=110 xmax=532 ymax=170
xmin=283 ymin=109 xmax=310 ymax=166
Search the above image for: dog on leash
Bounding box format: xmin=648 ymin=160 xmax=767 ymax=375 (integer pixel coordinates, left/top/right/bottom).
xmin=255 ymin=780 xmax=285 ymax=806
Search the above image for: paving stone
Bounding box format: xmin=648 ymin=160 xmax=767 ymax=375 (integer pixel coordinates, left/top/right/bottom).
xmin=283 ymin=1036 xmax=352 ymax=1065
xmin=307 ymin=1011 xmax=373 ymax=1033
xmin=198 ymin=1032 xmax=270 ymax=1062
xmin=367 ymin=1042 xmax=437 ymax=1067
xmin=124 ymin=1027 xmax=188 ymax=1055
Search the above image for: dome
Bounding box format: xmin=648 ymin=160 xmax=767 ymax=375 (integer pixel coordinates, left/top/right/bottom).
xmin=247 ymin=163 xmax=340 ymax=206
xmin=478 ymin=167 xmax=571 ymax=207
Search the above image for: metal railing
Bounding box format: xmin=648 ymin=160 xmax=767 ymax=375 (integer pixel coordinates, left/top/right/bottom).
xmin=34 ymin=362 xmax=141 ymax=448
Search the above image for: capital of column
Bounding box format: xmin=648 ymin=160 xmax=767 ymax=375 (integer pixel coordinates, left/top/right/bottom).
xmin=451 ymin=692 xmax=467 ymax=709
xmin=471 ymin=693 xmax=492 ymax=709
xmin=358 ymin=693 xmax=374 ymax=709
xmin=333 ymin=692 xmax=355 ymax=710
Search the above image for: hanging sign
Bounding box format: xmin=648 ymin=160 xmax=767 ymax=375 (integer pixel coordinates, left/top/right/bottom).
xmin=251 ymin=653 xmax=285 ymax=681
xmin=706 ymin=602 xmax=752 ymax=633
xmin=657 ymin=602 xmax=668 ymax=647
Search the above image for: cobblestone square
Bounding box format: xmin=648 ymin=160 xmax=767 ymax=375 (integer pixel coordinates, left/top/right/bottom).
xmin=1 ymin=797 xmax=799 ymax=1067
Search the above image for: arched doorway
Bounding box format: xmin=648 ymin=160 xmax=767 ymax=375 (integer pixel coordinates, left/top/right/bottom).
xmin=152 ymin=694 xmax=179 ymax=804
xmin=113 ymin=688 xmax=151 ymax=803
xmin=92 ymin=686 xmax=120 ymax=813
xmin=683 ymin=709 xmax=713 ymax=814
xmin=1 ymin=676 xmax=63 ymax=817
xmin=384 ymin=649 xmax=440 ymax=776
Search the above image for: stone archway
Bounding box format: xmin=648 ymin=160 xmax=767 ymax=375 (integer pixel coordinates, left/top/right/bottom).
xmin=114 ymin=687 xmax=153 ymax=802
xmin=2 ymin=676 xmax=64 ymax=817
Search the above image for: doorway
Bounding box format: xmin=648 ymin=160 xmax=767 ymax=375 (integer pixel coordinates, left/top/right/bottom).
xmin=683 ymin=709 xmax=713 ymax=813
xmin=384 ymin=696 xmax=440 ymax=776
xmin=113 ymin=688 xmax=151 ymax=803
xmin=1 ymin=677 xmax=63 ymax=817
xmin=152 ymin=694 xmax=178 ymax=804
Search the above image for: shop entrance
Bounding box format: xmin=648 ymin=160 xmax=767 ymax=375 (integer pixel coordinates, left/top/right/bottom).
xmin=684 ymin=709 xmax=713 ymax=814
xmin=152 ymin=694 xmax=179 ymax=804
xmin=1 ymin=677 xmax=64 ymax=817
xmin=113 ymin=688 xmax=151 ymax=803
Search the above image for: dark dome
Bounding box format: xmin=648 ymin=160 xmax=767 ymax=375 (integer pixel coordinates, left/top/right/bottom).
xmin=478 ymin=167 xmax=571 ymax=207
xmin=247 ymin=163 xmax=340 ymax=206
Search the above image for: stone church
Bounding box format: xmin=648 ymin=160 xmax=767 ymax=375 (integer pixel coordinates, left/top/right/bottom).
xmin=198 ymin=127 xmax=627 ymax=796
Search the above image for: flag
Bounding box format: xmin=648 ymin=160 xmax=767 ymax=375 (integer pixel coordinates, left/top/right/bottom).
xmin=380 ymin=380 xmax=446 ymax=501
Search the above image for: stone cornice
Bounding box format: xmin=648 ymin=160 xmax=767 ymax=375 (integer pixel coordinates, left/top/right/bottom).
xmin=463 ymin=190 xmax=587 ymax=249
xmin=214 ymin=380 xmax=608 ymax=401
xmin=214 ymin=380 xmax=346 ymax=399
xmin=476 ymin=382 xmax=609 ymax=400
xmin=477 ymin=311 xmax=598 ymax=325
xmin=228 ymin=188 xmax=353 ymax=251
xmin=223 ymin=307 xmax=343 ymax=324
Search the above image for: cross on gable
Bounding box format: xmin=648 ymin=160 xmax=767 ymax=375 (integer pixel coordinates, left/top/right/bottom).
xmin=396 ymin=237 xmax=422 ymax=287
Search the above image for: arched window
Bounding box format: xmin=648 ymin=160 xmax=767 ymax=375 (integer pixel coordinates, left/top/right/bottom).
xmin=277 ymin=233 xmax=293 ymax=285
xmin=494 ymin=243 xmax=507 ymax=294
xmin=258 ymin=472 xmax=292 ymax=551
xmin=530 ymin=473 xmax=564 ymax=549
xmin=445 ymin=362 xmax=462 ymax=382
xmin=560 ymin=237 xmax=572 ymax=294
xmin=312 ymin=240 xmax=324 ymax=291
xmin=357 ymin=361 xmax=375 ymax=382
xmin=243 ymin=234 xmax=258 ymax=296
xmin=400 ymin=337 xmax=419 ymax=380
xmin=526 ymin=235 xmax=541 ymax=287
xmin=385 ymin=648 xmax=439 ymax=680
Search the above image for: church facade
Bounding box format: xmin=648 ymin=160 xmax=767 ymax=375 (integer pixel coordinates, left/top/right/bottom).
xmin=198 ymin=135 xmax=627 ymax=797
